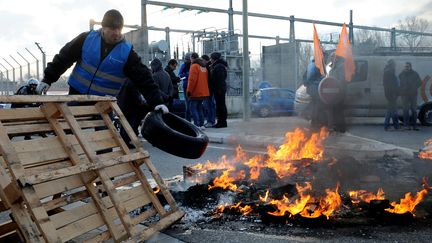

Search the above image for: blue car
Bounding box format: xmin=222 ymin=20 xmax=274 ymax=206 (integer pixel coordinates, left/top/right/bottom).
xmin=251 ymin=87 xmax=295 ymax=117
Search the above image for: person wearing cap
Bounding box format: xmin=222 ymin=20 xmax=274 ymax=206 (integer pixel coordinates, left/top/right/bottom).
xmin=209 ymin=52 xmax=228 ymax=128
xmin=36 ymin=9 xmax=169 ymax=115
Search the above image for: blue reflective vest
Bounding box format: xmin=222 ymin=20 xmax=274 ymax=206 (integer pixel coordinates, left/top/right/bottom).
xmin=68 ymin=30 xmax=132 ymax=96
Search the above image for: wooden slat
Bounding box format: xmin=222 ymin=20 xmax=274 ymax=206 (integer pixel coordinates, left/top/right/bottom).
xmin=13 ymin=130 xmax=117 ymax=167
xmin=5 ymin=119 xmax=106 ymax=135
xmin=0 ymin=95 xmax=116 ymax=103
xmin=0 ymin=108 xmax=45 ymax=121
xmin=24 ymin=152 xmax=149 ymax=185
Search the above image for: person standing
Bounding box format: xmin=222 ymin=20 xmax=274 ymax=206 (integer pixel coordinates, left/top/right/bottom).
xmin=165 ymin=59 xmax=181 ymax=100
xmin=209 ymin=52 xmax=228 ymax=128
xmin=187 ymin=52 xmax=209 ymax=128
xmin=151 ymin=58 xmax=173 ymax=105
xmin=382 ymin=59 xmax=400 ymax=131
xmin=178 ymin=53 xmax=192 ymax=122
xmin=201 ymin=54 xmax=216 ymax=127
xmin=399 ymin=62 xmax=422 ymax=130
xmin=305 ymin=58 xmax=326 ymax=130
xmin=36 ymin=9 xmax=169 ymax=113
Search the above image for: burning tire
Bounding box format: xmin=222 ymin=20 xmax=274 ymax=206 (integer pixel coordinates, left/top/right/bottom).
xmin=141 ymin=111 xmax=209 ymax=159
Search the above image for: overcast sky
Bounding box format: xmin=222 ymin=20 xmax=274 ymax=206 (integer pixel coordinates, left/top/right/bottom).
xmin=0 ymin=0 xmax=431 ymax=67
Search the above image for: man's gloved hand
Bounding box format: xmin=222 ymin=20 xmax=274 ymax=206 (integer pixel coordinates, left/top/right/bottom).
xmin=36 ymin=81 xmax=50 ymax=95
xmin=154 ymin=104 xmax=169 ymax=114
xmin=187 ymin=91 xmax=191 ymax=97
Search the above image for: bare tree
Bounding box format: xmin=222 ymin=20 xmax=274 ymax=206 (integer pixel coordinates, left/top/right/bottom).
xmin=397 ymin=16 xmax=430 ymax=51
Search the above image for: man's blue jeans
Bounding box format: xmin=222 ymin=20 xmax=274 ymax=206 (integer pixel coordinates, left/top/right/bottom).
xmin=384 ymin=98 xmax=399 ymax=129
xmin=204 ymin=95 xmax=215 ymax=124
xmin=190 ymin=99 xmax=205 ymax=127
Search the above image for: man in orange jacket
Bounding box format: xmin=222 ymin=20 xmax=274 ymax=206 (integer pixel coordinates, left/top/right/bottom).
xmin=187 ymin=52 xmax=210 ymax=128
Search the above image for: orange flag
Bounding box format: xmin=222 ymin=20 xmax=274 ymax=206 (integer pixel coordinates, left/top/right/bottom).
xmin=335 ymin=23 xmax=355 ymax=81
xmin=313 ymin=24 xmax=325 ymax=76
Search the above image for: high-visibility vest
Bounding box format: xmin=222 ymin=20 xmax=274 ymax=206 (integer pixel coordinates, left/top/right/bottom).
xmin=68 ymin=30 xmax=132 ymax=96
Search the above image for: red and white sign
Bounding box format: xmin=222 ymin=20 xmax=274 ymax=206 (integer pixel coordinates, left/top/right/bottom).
xmin=318 ymin=77 xmax=345 ymax=105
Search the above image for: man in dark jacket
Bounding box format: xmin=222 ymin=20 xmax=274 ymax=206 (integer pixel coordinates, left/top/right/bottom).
xmin=36 ymin=9 xmax=169 ymax=115
xmin=382 ymin=59 xmax=400 ymax=131
xmin=209 ymin=52 xmax=228 ymax=128
xmin=399 ymin=62 xmax=422 ymax=130
xmin=164 ymin=59 xmax=181 ymax=99
xmin=151 ymin=58 xmax=173 ymax=105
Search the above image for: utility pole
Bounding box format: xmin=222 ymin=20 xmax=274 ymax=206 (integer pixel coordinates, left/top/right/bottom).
xmin=17 ymin=52 xmax=31 ymax=79
xmin=35 ymin=42 xmax=46 ymax=71
xmin=141 ymin=0 xmax=150 ymax=65
xmin=26 ymin=48 xmax=40 ymax=80
xmin=10 ymin=55 xmax=23 ymax=82
xmin=242 ymin=0 xmax=250 ymax=121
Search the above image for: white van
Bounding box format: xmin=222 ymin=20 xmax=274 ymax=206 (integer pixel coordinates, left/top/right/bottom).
xmin=294 ymin=55 xmax=432 ymax=125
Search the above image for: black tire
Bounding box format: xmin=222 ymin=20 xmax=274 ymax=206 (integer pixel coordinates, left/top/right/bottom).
xmin=141 ymin=111 xmax=209 ymax=159
xmin=419 ymin=103 xmax=432 ymax=126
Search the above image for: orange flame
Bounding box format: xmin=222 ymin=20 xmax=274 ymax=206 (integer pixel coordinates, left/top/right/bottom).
xmin=266 ymin=182 xmax=341 ymax=219
xmin=348 ymin=188 xmax=385 ymax=204
xmin=214 ymin=202 xmax=253 ymax=216
xmin=208 ymin=169 xmax=246 ymax=191
xmin=385 ymin=189 xmax=428 ymax=215
xmin=419 ymin=139 xmax=432 ymax=159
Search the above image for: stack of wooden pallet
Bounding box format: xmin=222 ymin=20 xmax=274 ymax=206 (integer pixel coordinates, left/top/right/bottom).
xmin=0 ymin=95 xmax=184 ymax=242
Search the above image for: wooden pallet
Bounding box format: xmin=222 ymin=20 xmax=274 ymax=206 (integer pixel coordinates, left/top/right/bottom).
xmin=0 ymin=95 xmax=184 ymax=242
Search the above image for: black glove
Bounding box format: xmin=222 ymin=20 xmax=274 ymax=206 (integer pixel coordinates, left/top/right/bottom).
xmin=187 ymin=91 xmax=192 ymax=97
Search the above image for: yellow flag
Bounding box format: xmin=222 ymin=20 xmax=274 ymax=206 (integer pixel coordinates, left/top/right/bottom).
xmin=335 ymin=23 xmax=355 ymax=81
xmin=313 ymin=24 xmax=325 ymax=76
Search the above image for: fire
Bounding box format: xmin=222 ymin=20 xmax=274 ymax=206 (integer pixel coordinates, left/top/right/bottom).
xmin=419 ymin=139 xmax=432 ymax=159
xmin=208 ymin=169 xmax=246 ymax=191
xmin=349 ymin=188 xmax=385 ymax=204
xmin=215 ymin=202 xmax=253 ymax=216
xmin=200 ymin=128 xmax=328 ymax=192
xmin=385 ymin=188 xmax=428 ymax=215
xmin=266 ymin=182 xmax=342 ymax=219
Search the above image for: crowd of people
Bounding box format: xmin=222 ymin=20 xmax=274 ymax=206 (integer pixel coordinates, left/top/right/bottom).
xmin=11 ymin=9 xmax=229 ymax=148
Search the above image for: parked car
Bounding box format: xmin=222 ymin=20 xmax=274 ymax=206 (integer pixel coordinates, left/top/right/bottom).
xmin=250 ymin=87 xmax=295 ymax=117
